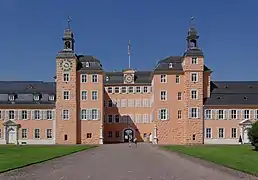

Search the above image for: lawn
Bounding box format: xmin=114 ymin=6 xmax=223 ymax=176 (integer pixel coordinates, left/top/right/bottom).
xmin=164 ymin=145 xmax=258 ymax=176
xmin=0 ymin=145 xmax=95 ymax=173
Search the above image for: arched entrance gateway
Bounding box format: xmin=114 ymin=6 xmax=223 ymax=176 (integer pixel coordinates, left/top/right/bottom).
xmin=123 ymin=128 xmax=134 ymax=143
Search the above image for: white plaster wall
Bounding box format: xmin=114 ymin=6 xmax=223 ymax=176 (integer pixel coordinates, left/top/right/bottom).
xmin=204 ymin=138 xmax=239 ymax=144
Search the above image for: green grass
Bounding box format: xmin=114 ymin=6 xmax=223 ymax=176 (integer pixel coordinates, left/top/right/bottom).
xmin=0 ymin=145 xmax=96 ymax=173
xmin=164 ymin=145 xmax=258 ymax=176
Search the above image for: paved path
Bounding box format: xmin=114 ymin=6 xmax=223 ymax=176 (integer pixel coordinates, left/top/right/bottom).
xmin=0 ymin=143 xmax=257 ymax=180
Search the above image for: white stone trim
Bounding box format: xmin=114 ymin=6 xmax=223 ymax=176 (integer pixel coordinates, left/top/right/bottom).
xmin=204 ymin=138 xmax=239 ymax=144
xmin=121 ymin=127 xmax=135 ymax=142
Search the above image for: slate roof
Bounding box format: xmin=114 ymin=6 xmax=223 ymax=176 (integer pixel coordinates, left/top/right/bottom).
xmin=77 ymin=55 xmax=103 ymax=72
xmin=104 ymin=71 xmax=152 ymax=85
xmin=205 ymin=81 xmax=258 ymax=106
xmin=0 ymin=81 xmax=55 ymax=105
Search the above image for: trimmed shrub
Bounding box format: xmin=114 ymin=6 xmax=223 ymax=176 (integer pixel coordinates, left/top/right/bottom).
xmin=248 ymin=121 xmax=258 ymax=151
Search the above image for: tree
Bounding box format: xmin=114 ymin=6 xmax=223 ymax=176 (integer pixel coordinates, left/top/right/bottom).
xmin=248 ymin=121 xmax=258 ymax=151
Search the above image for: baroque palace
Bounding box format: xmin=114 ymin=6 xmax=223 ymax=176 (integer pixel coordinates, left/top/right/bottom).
xmin=0 ymin=20 xmax=256 ymax=145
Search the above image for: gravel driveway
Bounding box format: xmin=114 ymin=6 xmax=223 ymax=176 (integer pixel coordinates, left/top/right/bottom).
xmin=0 ymin=143 xmax=257 ymax=180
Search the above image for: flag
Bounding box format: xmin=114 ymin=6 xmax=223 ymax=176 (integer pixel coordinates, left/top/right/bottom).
xmin=128 ymin=40 xmax=131 ymax=56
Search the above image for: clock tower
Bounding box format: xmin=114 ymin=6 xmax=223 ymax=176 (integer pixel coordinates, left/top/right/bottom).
xmin=55 ymin=17 xmax=79 ymax=144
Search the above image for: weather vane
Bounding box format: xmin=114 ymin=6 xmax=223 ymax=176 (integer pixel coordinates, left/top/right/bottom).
xmin=67 ymin=15 xmax=71 ymax=30
xmin=190 ymin=16 xmax=195 ymax=28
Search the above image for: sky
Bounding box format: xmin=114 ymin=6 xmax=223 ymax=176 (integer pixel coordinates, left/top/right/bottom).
xmin=0 ymin=0 xmax=257 ymax=81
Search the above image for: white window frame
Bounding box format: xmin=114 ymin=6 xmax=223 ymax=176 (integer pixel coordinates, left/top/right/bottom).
xmin=121 ymin=87 xmax=127 ymax=93
xmin=91 ymin=90 xmax=98 ymax=101
xmin=205 ymin=109 xmax=212 ymax=119
xmin=46 ymin=110 xmax=53 ymax=120
xmin=81 ymin=74 xmax=87 ymax=83
xmin=63 ymin=90 xmax=70 ymax=100
xmin=21 ymin=128 xmax=28 ymax=139
xmin=34 ymin=128 xmax=40 ymax=139
xmin=189 ymin=107 xmax=199 ymax=119
xmin=191 ymin=57 xmax=198 ymax=64
xmin=243 ymin=109 xmax=250 ymax=119
xmin=21 ymin=110 xmax=28 ymax=120
xmin=160 ymin=90 xmax=167 ymax=101
xmin=63 ymin=73 xmax=70 ymax=82
xmin=230 ymin=109 xmax=237 ymax=119
xmin=218 ymin=128 xmax=224 ymax=138
xmin=190 ymin=72 xmax=198 ymax=82
xmin=231 ymin=128 xmax=237 ymax=138
xmin=136 ymin=86 xmax=141 ymax=93
xmin=34 ymin=110 xmax=41 ymax=120
xmin=81 ymin=90 xmax=87 ymax=100
xmin=107 ymin=87 xmax=113 ymax=93
xmin=46 ymin=129 xmax=52 ymax=139
xmin=91 ymin=109 xmax=98 ymax=120
xmin=114 ymin=87 xmax=120 ymax=93
xmin=217 ymin=109 xmax=224 ymax=119
xmin=190 ymin=89 xmax=198 ymax=99
xmin=33 ymin=95 xmax=39 ymax=101
xmin=177 ymin=92 xmax=182 ymax=101
xmin=169 ymin=63 xmax=173 ymax=68
xmin=8 ymin=95 xmax=15 ymax=101
xmin=159 ymin=109 xmax=168 ymax=120
xmin=49 ymin=95 xmax=55 ymax=101
xmin=175 ymin=75 xmax=180 ymax=84
xmin=91 ymin=74 xmax=98 ymax=83
xmin=9 ymin=110 xmax=15 ymax=120
xmin=205 ymin=128 xmax=212 ymax=139
xmin=178 ymin=110 xmax=182 ymax=119
xmin=160 ymin=74 xmax=167 ymax=83
xmin=143 ymin=86 xmax=148 ymax=93
xmin=255 ymin=110 xmax=258 ymax=119
xmin=62 ymin=109 xmax=69 ymax=120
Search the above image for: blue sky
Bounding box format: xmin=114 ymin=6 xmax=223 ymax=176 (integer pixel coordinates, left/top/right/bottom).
xmin=0 ymin=0 xmax=257 ymax=81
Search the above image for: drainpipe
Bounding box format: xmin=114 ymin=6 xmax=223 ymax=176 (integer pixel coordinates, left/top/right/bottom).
xmin=153 ymin=124 xmax=157 ymax=144
xmin=99 ymin=124 xmax=103 ymax=144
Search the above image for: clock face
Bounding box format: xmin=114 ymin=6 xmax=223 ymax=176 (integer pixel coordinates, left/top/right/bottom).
xmin=125 ymin=74 xmax=133 ymax=83
xmin=60 ymin=59 xmax=72 ymax=71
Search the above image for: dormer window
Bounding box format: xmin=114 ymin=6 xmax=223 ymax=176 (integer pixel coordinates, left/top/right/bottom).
xmin=169 ymin=63 xmax=173 ymax=68
xmin=49 ymin=95 xmax=55 ymax=101
xmin=34 ymin=95 xmax=40 ymax=101
xmin=224 ymin=85 xmax=228 ymax=88
xmin=106 ymin=76 xmax=109 ymax=81
xmin=8 ymin=95 xmax=15 ymax=101
xmin=85 ymin=62 xmax=90 ymax=67
xmin=244 ymin=96 xmax=248 ymax=100
xmin=217 ymin=96 xmax=222 ymax=99
xmin=191 ymin=57 xmax=198 ymax=64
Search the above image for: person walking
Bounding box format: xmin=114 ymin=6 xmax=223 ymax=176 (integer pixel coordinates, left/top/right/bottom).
xmin=133 ymin=137 xmax=138 ymax=148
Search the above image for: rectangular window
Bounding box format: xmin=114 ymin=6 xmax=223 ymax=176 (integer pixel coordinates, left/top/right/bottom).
xmin=177 ymin=92 xmax=182 ymax=101
xmin=91 ymin=74 xmax=98 ymax=83
xmin=46 ymin=129 xmax=52 ymax=139
xmin=9 ymin=110 xmax=15 ymax=120
xmin=231 ymin=128 xmax=237 ymax=138
xmin=243 ymin=110 xmax=250 ymax=119
xmin=108 ymin=131 xmax=112 ymax=138
xmin=143 ymin=86 xmax=148 ymax=93
xmin=255 ymin=110 xmax=258 ymax=119
xmin=218 ymin=128 xmax=224 ymax=138
xmin=63 ymin=91 xmax=70 ymax=100
xmin=128 ymin=99 xmax=134 ymax=107
xmin=191 ymin=89 xmax=198 ymax=99
xmin=175 ymin=75 xmax=180 ymax=84
xmin=128 ymin=87 xmax=134 ymax=93
xmin=46 ymin=110 xmax=52 ymax=120
xmin=87 ymin=133 xmax=92 ymax=138
xmin=21 ymin=129 xmax=28 ymax=139
xmin=63 ymin=73 xmax=70 ymax=82
xmin=91 ymin=91 xmax=98 ymax=100
xmin=231 ymin=110 xmax=237 ymax=119
xmin=121 ymin=99 xmax=127 ymax=107
xmin=159 ymin=109 xmax=168 ymax=120
xmin=191 ymin=57 xmax=198 ymax=64
xmin=107 ymin=87 xmax=113 ymax=93
xmin=34 ymin=110 xmax=40 ymax=120
xmin=189 ymin=108 xmax=199 ymax=119
xmin=81 ymin=91 xmax=87 ymax=100
xmin=114 ymin=87 xmax=120 ymax=93
xmin=136 ymin=86 xmax=141 ymax=93
xmin=91 ymin=109 xmax=98 ymax=120
xmin=178 ymin=110 xmax=182 ymax=119
xmin=216 ymin=110 xmax=224 ymax=119
xmin=115 ymin=131 xmax=120 ymax=137
xmin=108 ymin=115 xmax=113 ymax=123
xmin=34 ymin=129 xmax=40 ymax=139
xmin=81 ymin=74 xmax=87 ymax=83
xmin=0 ymin=111 xmax=2 ymax=120
xmin=191 ymin=72 xmax=198 ymax=82
xmin=22 ymin=110 xmax=27 ymax=120
xmin=62 ymin=110 xmax=69 ymax=120
xmin=205 ymin=109 xmax=212 ymax=119
xmin=160 ymin=74 xmax=167 ymax=83
xmin=81 ymin=109 xmax=87 ymax=120
xmin=121 ymin=87 xmax=127 ymax=93
xmin=160 ymin=91 xmax=167 ymax=101
xmin=206 ymin=128 xmax=211 ymax=138
xmin=0 ymin=129 xmax=1 ymax=139
xmin=115 ymin=115 xmax=120 ymax=123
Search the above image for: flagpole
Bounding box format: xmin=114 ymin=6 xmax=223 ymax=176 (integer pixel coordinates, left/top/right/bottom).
xmin=128 ymin=40 xmax=131 ymax=69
